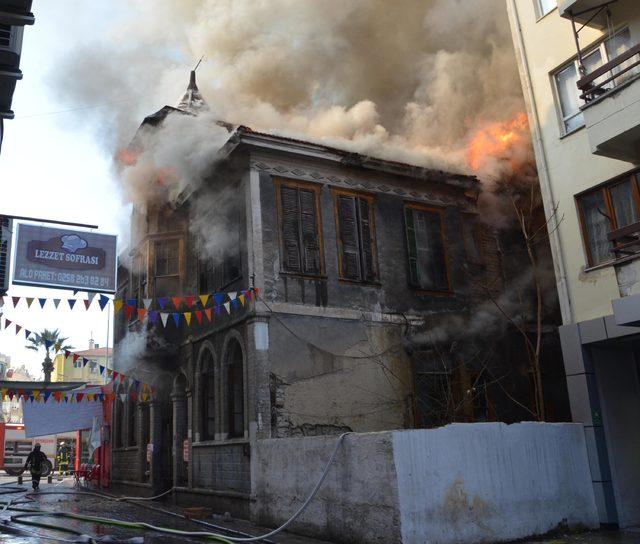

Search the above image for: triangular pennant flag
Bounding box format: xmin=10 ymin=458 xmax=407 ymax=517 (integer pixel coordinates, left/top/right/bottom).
xmin=82 ymin=357 xmax=89 ymax=367
xmin=43 ymin=391 xmax=51 ymax=403
xmin=99 ymin=294 xmax=110 ymax=311
xmin=83 ymin=299 xmax=92 ymax=310
xmin=54 ymin=342 xmax=61 ymax=353
xmin=87 ymin=393 xmax=94 ymax=401
xmin=64 ymin=394 xmax=68 ymax=403
xmin=76 ymin=393 xmax=84 ymax=402
xmin=160 ymin=313 xmax=169 ymax=327
xmin=227 ymin=291 xmax=237 ymax=301
xmin=11 ymin=296 xmax=20 ymax=308
xmin=133 ymin=379 xmax=140 ymax=391
xmin=7 ymin=390 xmax=14 ymax=400
xmin=3 ymin=319 xmax=11 ymax=329
xmin=148 ymin=310 xmax=158 ymax=324
xmin=44 ymin=339 xmax=53 ymax=350
xmin=38 ymin=298 xmax=47 ymax=309
xmin=107 ymin=369 xmax=113 ymax=378
xmin=73 ymin=354 xmax=80 ymax=364
xmin=224 ymin=302 xmax=231 ymax=314
xmin=231 ymin=298 xmax=239 ymax=310
xmin=157 ymin=297 xmax=168 ymax=310
xmin=124 ymin=305 xmax=133 ymax=319
xmin=64 ymin=349 xmax=71 ymax=359
xmin=0 ymin=297 xmax=4 ymax=309
xmin=184 ymin=296 xmax=196 ymax=308
xmin=171 ymin=297 xmax=183 ymax=310
xmin=24 ymin=329 xmax=31 ymax=339
xmin=99 ymin=365 xmax=105 ymax=375
xmin=114 ymin=299 xmax=123 ymax=313
xmin=184 ymin=312 xmax=192 ymax=326
xmin=243 ymin=289 xmax=253 ymax=302
xmin=119 ymin=373 xmax=125 ymax=383
xmin=112 ymin=371 xmax=119 ymax=381
xmin=15 ymin=324 xmax=21 ymax=335
xmin=29 ymin=395 xmax=34 ymax=403
xmin=126 ymin=298 xmax=137 ymax=308
xmin=0 ymin=388 xmax=6 ymax=400
xmin=199 ymin=294 xmax=210 ymax=307
xmin=119 ymin=393 xmax=127 ymax=402
xmin=53 ymin=392 xmax=61 ymax=402
xmin=53 ymin=298 xmax=61 ymax=309
xmin=143 ymin=298 xmax=153 ymax=310
xmin=204 ymin=308 xmax=212 ymax=322
xmin=195 ymin=310 xmax=203 ymax=325
xmin=254 ymin=287 xmax=260 ymax=298
xmin=213 ymin=293 xmax=224 ymax=306
xmin=68 ymin=299 xmax=76 ymax=310
xmin=137 ymin=308 xmax=147 ymax=321
xmin=26 ymin=297 xmax=34 ymax=308
xmin=87 ymin=292 xmax=97 ymax=305
xmin=172 ymin=312 xmax=181 ymax=327
xmin=239 ymin=294 xmax=246 ymax=306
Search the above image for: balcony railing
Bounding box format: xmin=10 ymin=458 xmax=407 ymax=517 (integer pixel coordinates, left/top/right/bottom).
xmin=608 ymin=221 xmax=640 ymax=257
xmin=577 ymin=43 xmax=640 ymax=102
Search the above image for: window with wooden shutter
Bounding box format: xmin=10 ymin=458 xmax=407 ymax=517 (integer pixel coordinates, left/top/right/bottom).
xmin=404 ymin=204 xmax=450 ymax=293
xmin=334 ymin=190 xmax=378 ymax=282
xmin=275 ymin=179 xmax=324 ymax=276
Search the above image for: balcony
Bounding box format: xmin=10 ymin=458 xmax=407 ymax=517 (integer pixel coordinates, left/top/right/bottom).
xmin=608 ymin=220 xmax=640 ymax=258
xmin=558 ymin=0 xmax=617 ymax=28
xmin=578 ymin=44 xmax=640 ymax=163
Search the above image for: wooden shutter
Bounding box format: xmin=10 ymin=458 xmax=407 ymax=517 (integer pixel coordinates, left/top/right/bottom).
xmin=299 ymin=188 xmax=321 ymax=274
xmin=358 ymin=198 xmax=376 ymax=281
xmin=280 ymin=185 xmax=302 ymax=272
xmin=405 ymin=207 xmax=419 ymax=286
xmin=337 ymin=195 xmax=361 ymax=279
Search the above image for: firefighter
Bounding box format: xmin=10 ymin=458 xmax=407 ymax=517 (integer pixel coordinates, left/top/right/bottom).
xmin=57 ymin=441 xmax=70 ymax=475
xmin=24 ymin=443 xmax=48 ymax=491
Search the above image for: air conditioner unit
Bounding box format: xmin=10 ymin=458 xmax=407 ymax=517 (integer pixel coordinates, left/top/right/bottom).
xmin=0 ymin=217 xmax=13 ymax=296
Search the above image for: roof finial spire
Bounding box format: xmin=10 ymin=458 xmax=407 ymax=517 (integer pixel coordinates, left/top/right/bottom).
xmin=177 ymin=57 xmax=208 ymax=113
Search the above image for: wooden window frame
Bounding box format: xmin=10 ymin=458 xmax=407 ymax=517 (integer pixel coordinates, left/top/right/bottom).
xmin=225 ymin=341 xmax=245 ymax=439
xmin=404 ymin=202 xmax=452 ymax=296
xmin=332 ymin=188 xmax=380 ymax=285
xmin=576 ymin=171 xmax=640 ymax=267
xmin=200 ymin=356 xmax=216 ymax=442
xmin=274 ymin=177 xmax=326 ymax=278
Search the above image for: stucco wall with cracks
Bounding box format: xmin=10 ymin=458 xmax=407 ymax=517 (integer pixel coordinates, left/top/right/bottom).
xmin=252 ymin=422 xmax=598 ymax=544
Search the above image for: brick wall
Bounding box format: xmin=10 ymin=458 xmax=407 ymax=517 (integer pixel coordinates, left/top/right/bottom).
xmin=112 ymin=449 xmax=141 ymax=483
xmin=192 ymin=443 xmax=250 ymax=493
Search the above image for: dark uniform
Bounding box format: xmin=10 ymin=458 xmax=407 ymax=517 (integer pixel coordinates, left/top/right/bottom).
xmin=24 ymin=443 xmax=48 ymax=490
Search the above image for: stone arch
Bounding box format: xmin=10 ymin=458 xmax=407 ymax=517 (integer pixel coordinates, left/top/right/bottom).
xmin=221 ymin=329 xmax=247 ymax=439
xmin=195 ymin=341 xmax=218 ymax=442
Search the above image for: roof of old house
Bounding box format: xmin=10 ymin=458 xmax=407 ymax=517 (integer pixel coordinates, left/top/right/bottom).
xmin=138 ymin=70 xmax=478 ymax=191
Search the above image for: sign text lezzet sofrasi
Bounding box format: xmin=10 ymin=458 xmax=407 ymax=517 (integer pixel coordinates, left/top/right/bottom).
xmin=12 ymin=224 xmax=117 ymax=293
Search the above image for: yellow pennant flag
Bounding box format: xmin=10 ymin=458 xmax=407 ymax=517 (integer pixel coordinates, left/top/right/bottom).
xmin=26 ymin=297 xmax=35 ymax=308
xmin=1 ymin=388 xmax=6 ymax=400
xmin=184 ymin=312 xmax=192 ymax=326
xmin=33 ymin=390 xmax=41 ymax=401
xmin=239 ymin=294 xmax=246 ymax=306
xmin=199 ymin=294 xmax=210 ymax=307
xmin=114 ymin=299 xmax=123 ymax=314
xmin=54 ymin=343 xmax=61 ymax=353
xmin=87 ymin=393 xmax=94 ymax=402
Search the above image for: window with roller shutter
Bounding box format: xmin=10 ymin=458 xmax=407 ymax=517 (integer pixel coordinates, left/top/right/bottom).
xmin=404 ymin=204 xmax=451 ymax=293
xmin=275 ymin=178 xmax=324 ymax=276
xmin=333 ymin=189 xmax=378 ymax=282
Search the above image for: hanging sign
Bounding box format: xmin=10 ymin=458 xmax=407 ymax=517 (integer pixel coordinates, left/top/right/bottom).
xmin=12 ymin=224 xmax=117 ymax=293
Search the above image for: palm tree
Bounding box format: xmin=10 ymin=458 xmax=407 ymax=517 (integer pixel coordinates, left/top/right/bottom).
xmin=26 ymin=328 xmax=74 ymax=383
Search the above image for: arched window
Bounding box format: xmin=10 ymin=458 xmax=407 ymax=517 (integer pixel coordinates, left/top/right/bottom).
xmin=200 ymin=350 xmax=216 ymax=441
xmin=127 ymin=386 xmax=137 ymax=447
xmin=114 ymin=385 xmax=125 ymax=449
xmin=225 ymin=339 xmax=244 ymax=439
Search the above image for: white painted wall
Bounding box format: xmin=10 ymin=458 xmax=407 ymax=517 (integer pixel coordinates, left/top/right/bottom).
xmin=252 ymin=423 xmax=598 ymax=544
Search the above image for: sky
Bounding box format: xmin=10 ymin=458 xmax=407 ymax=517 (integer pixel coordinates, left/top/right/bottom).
xmin=0 ymin=2 xmax=155 ymax=378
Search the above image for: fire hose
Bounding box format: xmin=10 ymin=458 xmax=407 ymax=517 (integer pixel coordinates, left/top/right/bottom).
xmin=0 ymin=432 xmax=350 ymax=542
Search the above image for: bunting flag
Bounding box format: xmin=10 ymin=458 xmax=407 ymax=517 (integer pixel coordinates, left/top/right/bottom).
xmin=53 ymin=299 xmax=61 ymax=309
xmin=83 ymin=299 xmax=92 ymax=310
xmin=15 ymin=324 xmax=21 ymax=335
xmin=204 ymin=308 xmax=212 ymax=322
xmin=172 ymin=313 xmax=181 ymax=327
xmin=44 ymin=339 xmax=53 ymax=350
xmin=38 ymin=298 xmax=47 ymax=309
xmin=54 ymin=343 xmax=61 ymax=353
xmin=68 ymin=299 xmax=76 ymax=310
xmin=199 ymin=294 xmax=210 ymax=307
xmin=171 ymin=297 xmax=182 ymax=310
xmin=26 ymin=297 xmax=34 ymax=308
xmin=5 ymin=318 xmax=12 ymax=329
xmin=157 ymin=297 xmax=168 ymax=310
xmin=99 ymin=294 xmax=110 ymax=311
xmin=11 ymin=297 xmax=19 ymax=308
xmin=195 ymin=310 xmax=203 ymax=325
xmin=184 ymin=312 xmax=192 ymax=326
xmin=114 ymin=299 xmax=123 ymax=314
xmin=184 ymin=296 xmax=195 ymax=308
xmin=137 ymin=308 xmax=147 ymax=321
xmin=148 ymin=311 xmax=158 ymax=324
xmin=160 ymin=313 xmax=169 ymax=327
xmin=224 ymin=302 xmax=231 ymax=314
xmin=24 ymin=329 xmax=31 ymax=339
xmin=143 ymin=298 xmax=153 ymax=310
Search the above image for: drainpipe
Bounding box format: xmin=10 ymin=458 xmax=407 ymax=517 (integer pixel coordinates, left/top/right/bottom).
xmin=506 ymin=0 xmax=574 ymax=325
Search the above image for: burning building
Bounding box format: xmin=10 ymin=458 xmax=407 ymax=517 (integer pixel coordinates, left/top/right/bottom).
xmin=109 ymin=71 xmax=569 ymax=514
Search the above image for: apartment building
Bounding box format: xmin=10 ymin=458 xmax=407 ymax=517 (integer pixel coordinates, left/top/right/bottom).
xmin=52 ymin=338 xmax=110 ymax=386
xmin=507 ymin=0 xmax=640 ymax=527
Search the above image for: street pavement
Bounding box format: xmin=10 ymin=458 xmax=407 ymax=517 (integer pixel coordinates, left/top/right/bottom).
xmin=1 ymin=475 xmax=639 ymax=543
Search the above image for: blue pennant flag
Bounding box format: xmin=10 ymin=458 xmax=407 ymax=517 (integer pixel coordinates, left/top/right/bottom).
xmin=157 ymin=297 xmax=168 ymax=310
xmin=68 ymin=299 xmax=76 ymax=310
xmin=99 ymin=365 xmax=105 ymax=375
xmin=231 ymin=299 xmax=239 ymax=310
xmin=44 ymin=339 xmax=53 ymax=350
xmin=172 ymin=313 xmax=181 ymax=327
xmin=24 ymin=329 xmax=31 ymax=339
xmin=98 ymin=294 xmax=110 ymax=311
xmin=213 ymin=293 xmax=225 ymax=306
xmin=82 ymin=357 xmax=89 ymax=367
xmin=126 ymin=298 xmax=137 ymax=308
xmin=38 ymin=298 xmax=47 ymax=309
xmin=43 ymin=391 xmax=51 ymax=403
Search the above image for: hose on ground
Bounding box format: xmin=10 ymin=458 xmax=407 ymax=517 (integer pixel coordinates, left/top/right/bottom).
xmin=0 ymin=432 xmax=350 ymax=542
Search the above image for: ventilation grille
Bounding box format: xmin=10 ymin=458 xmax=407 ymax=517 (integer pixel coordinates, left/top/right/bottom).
xmin=0 ymin=24 xmax=11 ymax=48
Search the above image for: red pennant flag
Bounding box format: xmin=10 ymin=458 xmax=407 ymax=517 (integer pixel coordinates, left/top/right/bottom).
xmin=17 ymin=389 xmax=24 ymax=398
xmin=244 ymin=289 xmax=253 ymax=302
xmin=253 ymin=287 xmax=260 ymax=299
xmin=137 ymin=308 xmax=147 ymax=321
xmin=124 ymin=305 xmax=133 ymax=319
xmin=204 ymin=308 xmax=212 ymax=322
xmin=64 ymin=350 xmax=71 ymax=359
xmin=76 ymin=393 xmax=84 ymax=402
xmin=7 ymin=390 xmax=14 ymax=400
xmin=73 ymin=354 xmax=80 ymax=364
xmin=171 ymin=297 xmax=183 ymax=310
xmin=112 ymin=371 xmax=119 ymax=381
xmin=11 ymin=296 xmax=20 ymax=308
xmin=184 ymin=296 xmax=195 ymax=308
xmin=130 ymin=391 xmax=138 ymax=402
xmin=4 ymin=319 xmax=11 ymax=329
xmin=53 ymin=392 xmax=61 ymax=402
xmin=195 ymin=310 xmax=203 ymax=325
xmin=15 ymin=324 xmax=22 ymax=335
xmin=119 ymin=373 xmax=125 ymax=383
xmin=83 ymin=299 xmax=91 ymax=310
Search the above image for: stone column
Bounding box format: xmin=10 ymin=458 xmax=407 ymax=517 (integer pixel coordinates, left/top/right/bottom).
xmin=186 ymin=387 xmax=194 ymax=489
xmin=246 ymin=316 xmax=272 ymax=441
xmin=137 ymin=403 xmax=150 ymax=483
xmin=148 ymin=400 xmax=162 ymax=492
xmin=171 ymin=392 xmax=188 ymax=487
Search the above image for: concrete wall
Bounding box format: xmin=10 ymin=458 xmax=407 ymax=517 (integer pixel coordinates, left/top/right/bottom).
xmin=252 ymin=423 xmax=598 ymax=544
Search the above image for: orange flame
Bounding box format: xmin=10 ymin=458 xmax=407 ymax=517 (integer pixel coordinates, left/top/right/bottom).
xmin=467 ymin=113 xmax=528 ymax=172
xmin=116 ymin=148 xmax=139 ymax=167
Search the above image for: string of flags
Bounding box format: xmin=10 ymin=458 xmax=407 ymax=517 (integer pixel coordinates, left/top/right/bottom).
xmin=0 ymin=383 xmax=155 ymax=404
xmin=0 ymin=293 xmax=111 ymax=311
xmin=117 ymin=288 xmax=259 ymax=328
